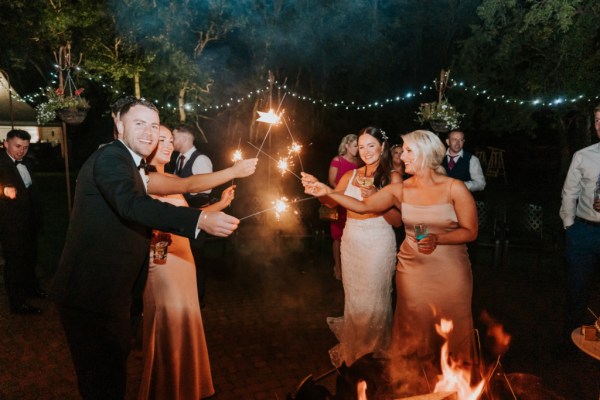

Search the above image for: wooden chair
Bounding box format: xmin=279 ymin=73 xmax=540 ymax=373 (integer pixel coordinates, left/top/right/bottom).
xmin=486 ymin=147 xmax=507 ymax=183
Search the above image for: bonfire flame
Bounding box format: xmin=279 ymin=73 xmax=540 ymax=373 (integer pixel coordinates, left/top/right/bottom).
xmin=434 ymin=319 xmax=485 ymax=400
xmin=357 ymin=380 xmax=367 ymax=400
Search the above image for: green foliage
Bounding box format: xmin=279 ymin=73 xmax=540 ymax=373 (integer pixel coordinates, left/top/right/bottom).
xmin=35 ymin=87 xmax=90 ymax=125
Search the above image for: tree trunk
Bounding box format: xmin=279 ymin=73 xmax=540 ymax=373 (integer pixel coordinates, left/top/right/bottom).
xmin=178 ymin=84 xmax=187 ymax=122
xmin=134 ymin=71 xmax=141 ymax=98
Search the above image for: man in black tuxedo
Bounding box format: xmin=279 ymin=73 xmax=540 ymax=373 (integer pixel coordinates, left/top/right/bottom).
xmin=51 ymin=99 xmax=251 ymax=400
xmin=0 ymin=129 xmax=46 ymax=315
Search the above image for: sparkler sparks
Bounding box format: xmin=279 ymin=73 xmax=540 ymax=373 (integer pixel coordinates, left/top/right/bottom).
xmin=288 ymin=142 xmax=302 ymax=155
xmin=273 ymin=197 xmax=289 ymax=220
xmin=256 ymin=109 xmax=282 ymax=124
xmin=232 ymin=149 xmax=243 ymax=162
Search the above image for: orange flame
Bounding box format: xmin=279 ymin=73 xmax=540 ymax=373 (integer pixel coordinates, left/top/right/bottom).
xmin=434 ymin=319 xmax=485 ymax=400
xmin=480 ymin=310 xmax=511 ymax=357
xmin=357 ymin=380 xmax=367 ymax=400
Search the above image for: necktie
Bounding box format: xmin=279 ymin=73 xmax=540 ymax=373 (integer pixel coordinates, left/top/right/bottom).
xmin=448 ymin=155 xmax=456 ymax=170
xmin=138 ymin=159 xmax=156 ymax=174
xmin=176 ymin=155 xmax=185 ymax=175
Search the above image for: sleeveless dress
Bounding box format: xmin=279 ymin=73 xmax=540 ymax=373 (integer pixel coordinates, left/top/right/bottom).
xmin=329 ymin=156 xmax=358 ymax=240
xmin=328 ymin=170 xmax=397 ymax=367
xmin=138 ymin=195 xmax=215 ymax=400
xmin=393 ymin=182 xmax=474 ymax=364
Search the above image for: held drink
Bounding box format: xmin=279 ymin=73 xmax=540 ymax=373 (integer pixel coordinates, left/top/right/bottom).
xmin=414 ymin=223 xmax=429 ymax=241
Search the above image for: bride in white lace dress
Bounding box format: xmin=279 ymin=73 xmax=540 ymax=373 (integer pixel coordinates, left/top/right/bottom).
xmin=318 ymin=127 xmax=402 ymax=367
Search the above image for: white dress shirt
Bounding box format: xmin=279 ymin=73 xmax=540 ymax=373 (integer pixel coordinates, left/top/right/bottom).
xmin=445 ymin=149 xmax=486 ymax=192
xmin=177 ymin=146 xmax=213 ymax=194
xmin=8 ymin=155 xmax=33 ymax=188
xmin=559 ymin=142 xmax=600 ymax=228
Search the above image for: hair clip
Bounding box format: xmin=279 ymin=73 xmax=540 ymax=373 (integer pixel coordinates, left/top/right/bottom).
xmin=380 ymin=130 xmax=388 ymax=140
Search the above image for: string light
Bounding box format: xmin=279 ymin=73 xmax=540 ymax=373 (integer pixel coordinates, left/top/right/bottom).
xmin=14 ymin=65 xmax=600 ymax=113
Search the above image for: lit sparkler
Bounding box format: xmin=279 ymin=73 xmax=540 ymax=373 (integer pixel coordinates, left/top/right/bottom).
xmin=247 ymin=141 xmax=302 ymax=180
xmin=232 ymin=149 xmax=243 ymax=162
xmin=256 ymin=109 xmax=282 ymax=124
xmin=273 ymin=197 xmax=289 ymax=220
xmin=288 ymin=142 xmax=302 ymax=155
xmin=239 ymin=196 xmax=317 ymax=221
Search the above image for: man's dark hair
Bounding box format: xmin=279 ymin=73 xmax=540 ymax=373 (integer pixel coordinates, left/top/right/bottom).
xmin=6 ymin=129 xmax=31 ymax=141
xmin=594 ymin=104 xmax=600 ymax=113
xmin=110 ymin=95 xmax=138 ymax=116
xmin=119 ymin=98 xmax=159 ymax=117
xmin=174 ymin=123 xmax=199 ymax=138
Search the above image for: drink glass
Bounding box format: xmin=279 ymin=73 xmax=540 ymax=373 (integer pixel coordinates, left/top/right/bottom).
xmin=358 ymin=176 xmax=374 ymax=188
xmin=414 ymin=223 xmax=429 ymax=241
xmin=153 ymin=241 xmax=169 ymax=264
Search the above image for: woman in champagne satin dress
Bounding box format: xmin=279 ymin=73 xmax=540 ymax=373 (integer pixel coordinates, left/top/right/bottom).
xmin=139 ymin=126 xmax=234 ymax=400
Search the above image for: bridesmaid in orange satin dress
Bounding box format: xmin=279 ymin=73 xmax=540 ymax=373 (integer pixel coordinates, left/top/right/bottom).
xmin=139 ymin=126 xmax=234 ymax=400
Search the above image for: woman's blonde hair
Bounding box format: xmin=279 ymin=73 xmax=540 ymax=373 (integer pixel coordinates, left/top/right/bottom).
xmin=338 ymin=134 xmax=358 ymax=155
xmin=401 ymin=130 xmax=447 ymax=175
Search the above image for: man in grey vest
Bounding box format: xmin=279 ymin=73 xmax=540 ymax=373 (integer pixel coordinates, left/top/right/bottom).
xmin=441 ymin=130 xmax=486 ymax=192
xmin=171 ymin=124 xmax=212 ymax=308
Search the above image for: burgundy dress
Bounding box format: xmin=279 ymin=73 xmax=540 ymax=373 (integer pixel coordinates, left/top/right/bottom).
xmin=329 ymin=156 xmax=358 ymax=240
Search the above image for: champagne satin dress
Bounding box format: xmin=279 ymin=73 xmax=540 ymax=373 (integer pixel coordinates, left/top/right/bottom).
xmin=138 ymin=195 xmax=214 ymax=400
xmin=393 ymin=181 xmax=475 ymax=364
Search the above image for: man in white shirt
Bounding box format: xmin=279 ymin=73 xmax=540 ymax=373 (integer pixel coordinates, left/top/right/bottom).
xmin=172 ymin=124 xmax=214 ymax=308
xmin=559 ymin=104 xmax=600 ymax=346
xmin=442 ymin=130 xmax=486 ymax=192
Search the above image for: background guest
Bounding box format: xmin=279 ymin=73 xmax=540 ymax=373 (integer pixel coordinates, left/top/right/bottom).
xmin=559 ymin=103 xmax=600 ymax=351
xmin=171 ymin=124 xmax=213 ymax=308
xmin=442 ymin=130 xmax=486 ymax=192
xmin=0 ymin=129 xmax=46 ymax=315
xmin=327 ymin=134 xmax=358 ymax=280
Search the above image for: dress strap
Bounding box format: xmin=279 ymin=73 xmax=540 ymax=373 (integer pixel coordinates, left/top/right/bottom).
xmin=446 ymin=179 xmax=455 ymax=203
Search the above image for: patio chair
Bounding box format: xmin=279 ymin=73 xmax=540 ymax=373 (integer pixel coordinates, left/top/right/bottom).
xmin=472 ymin=200 xmax=504 ymax=268
xmin=501 ymin=203 xmax=557 ymax=268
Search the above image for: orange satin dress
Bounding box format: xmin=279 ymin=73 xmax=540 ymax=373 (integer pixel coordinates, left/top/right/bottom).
xmin=138 ymin=195 xmax=214 ymax=400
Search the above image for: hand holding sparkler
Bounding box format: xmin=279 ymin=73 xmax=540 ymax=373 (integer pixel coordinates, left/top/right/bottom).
xmin=230 ymin=158 xmax=258 ymax=179
xmin=216 ymin=185 xmax=236 ymax=209
xmin=1 ymin=184 xmax=17 ymax=199
xmin=197 ymin=210 xmax=239 ymax=237
xmin=301 ymin=172 xmax=333 ymax=197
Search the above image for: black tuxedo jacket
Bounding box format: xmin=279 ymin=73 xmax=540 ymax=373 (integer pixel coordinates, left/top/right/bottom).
xmin=51 ymin=140 xmax=201 ymax=317
xmin=0 ymin=150 xmax=41 ymax=230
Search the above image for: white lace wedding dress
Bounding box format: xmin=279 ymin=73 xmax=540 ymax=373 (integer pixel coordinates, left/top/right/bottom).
xmin=328 ymin=170 xmax=397 ymax=367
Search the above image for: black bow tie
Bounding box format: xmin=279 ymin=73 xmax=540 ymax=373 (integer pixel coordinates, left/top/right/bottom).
xmin=137 ymin=159 xmax=156 ymax=174
xmin=14 ymin=159 xmax=23 ymax=165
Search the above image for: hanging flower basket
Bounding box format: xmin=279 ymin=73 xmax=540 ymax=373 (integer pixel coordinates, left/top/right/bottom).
xmin=429 ymin=119 xmax=451 ymax=133
xmin=57 ymin=108 xmax=89 ymax=125
xmin=35 ymin=87 xmax=90 ymax=125
xmin=416 ymin=100 xmax=463 ymax=132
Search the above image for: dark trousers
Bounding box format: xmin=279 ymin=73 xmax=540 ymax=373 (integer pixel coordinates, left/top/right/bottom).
xmin=58 ymin=306 xmax=131 ymax=400
xmin=564 ymin=220 xmax=600 ymax=337
xmin=190 ymin=233 xmax=207 ymax=304
xmin=0 ymin=225 xmax=39 ymax=308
